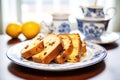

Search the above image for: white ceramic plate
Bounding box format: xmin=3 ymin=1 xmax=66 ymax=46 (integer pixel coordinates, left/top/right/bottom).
xmin=6 ymin=41 xmax=107 ymax=71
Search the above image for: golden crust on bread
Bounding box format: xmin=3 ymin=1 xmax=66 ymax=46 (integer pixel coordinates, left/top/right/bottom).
xmin=21 ymin=35 xmax=44 ymax=59
xmin=67 ymin=33 xmax=82 ymax=62
xmin=21 ymin=33 xmax=87 ymax=64
xmin=54 ymin=34 xmax=73 ymax=64
xmin=81 ymin=40 xmax=87 ymax=56
xmin=32 ymin=34 xmax=63 ymax=64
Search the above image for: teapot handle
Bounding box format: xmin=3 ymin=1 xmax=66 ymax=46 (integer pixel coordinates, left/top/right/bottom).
xmin=105 ymin=7 xmax=116 ymax=19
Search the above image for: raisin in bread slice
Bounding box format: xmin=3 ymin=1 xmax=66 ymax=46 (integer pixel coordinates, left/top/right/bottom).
xmin=32 ymin=34 xmax=63 ymax=64
xmin=21 ymin=35 xmax=44 ymax=59
xmin=54 ymin=34 xmax=73 ymax=64
xmin=67 ymin=33 xmax=82 ymax=62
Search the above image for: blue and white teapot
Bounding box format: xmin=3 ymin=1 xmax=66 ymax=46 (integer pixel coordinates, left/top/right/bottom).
xmin=80 ymin=5 xmax=116 ymax=18
xmin=50 ymin=13 xmax=72 ymax=34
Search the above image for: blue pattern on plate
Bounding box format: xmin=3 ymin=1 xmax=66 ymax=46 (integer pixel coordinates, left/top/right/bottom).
xmin=6 ymin=41 xmax=107 ymax=71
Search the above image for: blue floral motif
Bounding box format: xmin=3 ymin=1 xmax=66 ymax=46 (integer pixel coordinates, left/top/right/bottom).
xmin=83 ymin=23 xmax=104 ymax=39
xmin=91 ymin=50 xmax=105 ymax=60
xmin=84 ymin=8 xmax=105 ymax=18
xmin=77 ymin=19 xmax=83 ymax=33
xmin=96 ymin=9 xmax=104 ymax=18
xmin=86 ymin=11 xmax=92 ymax=17
xmin=94 ymin=52 xmax=101 ymax=58
xmin=58 ymin=23 xmax=71 ymax=34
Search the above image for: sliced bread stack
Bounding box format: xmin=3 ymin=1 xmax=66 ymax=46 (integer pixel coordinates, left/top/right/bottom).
xmin=32 ymin=34 xmax=63 ymax=64
xmin=21 ymin=33 xmax=87 ymax=64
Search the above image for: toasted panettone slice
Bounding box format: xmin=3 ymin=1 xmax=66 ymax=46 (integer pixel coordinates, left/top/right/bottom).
xmin=67 ymin=33 xmax=82 ymax=62
xmin=81 ymin=40 xmax=87 ymax=56
xmin=32 ymin=34 xmax=63 ymax=64
xmin=21 ymin=35 xmax=44 ymax=59
xmin=54 ymin=34 xmax=73 ymax=64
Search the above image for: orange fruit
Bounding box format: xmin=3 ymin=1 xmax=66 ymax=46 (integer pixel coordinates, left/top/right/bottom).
xmin=22 ymin=21 xmax=41 ymax=39
xmin=6 ymin=23 xmax=21 ymax=38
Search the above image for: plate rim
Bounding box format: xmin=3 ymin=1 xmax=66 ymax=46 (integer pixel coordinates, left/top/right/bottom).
xmin=6 ymin=41 xmax=107 ymax=71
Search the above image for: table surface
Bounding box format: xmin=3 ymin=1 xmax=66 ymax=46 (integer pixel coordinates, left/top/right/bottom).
xmin=0 ymin=33 xmax=120 ymax=80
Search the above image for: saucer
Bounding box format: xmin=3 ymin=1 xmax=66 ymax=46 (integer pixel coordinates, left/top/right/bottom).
xmin=70 ymin=30 xmax=119 ymax=44
xmin=84 ymin=32 xmax=120 ymax=44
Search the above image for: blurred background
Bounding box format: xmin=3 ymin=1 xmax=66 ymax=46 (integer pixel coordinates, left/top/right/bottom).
xmin=0 ymin=0 xmax=120 ymax=34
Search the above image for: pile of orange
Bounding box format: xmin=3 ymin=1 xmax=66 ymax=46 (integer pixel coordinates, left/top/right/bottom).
xmin=6 ymin=21 xmax=42 ymax=39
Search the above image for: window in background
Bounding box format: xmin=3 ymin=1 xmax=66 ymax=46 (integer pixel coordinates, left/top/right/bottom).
xmin=0 ymin=0 xmax=119 ymax=34
xmin=0 ymin=0 xmax=3 ymax=34
xmin=21 ymin=0 xmax=70 ymax=23
xmin=1 ymin=0 xmax=18 ymax=34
